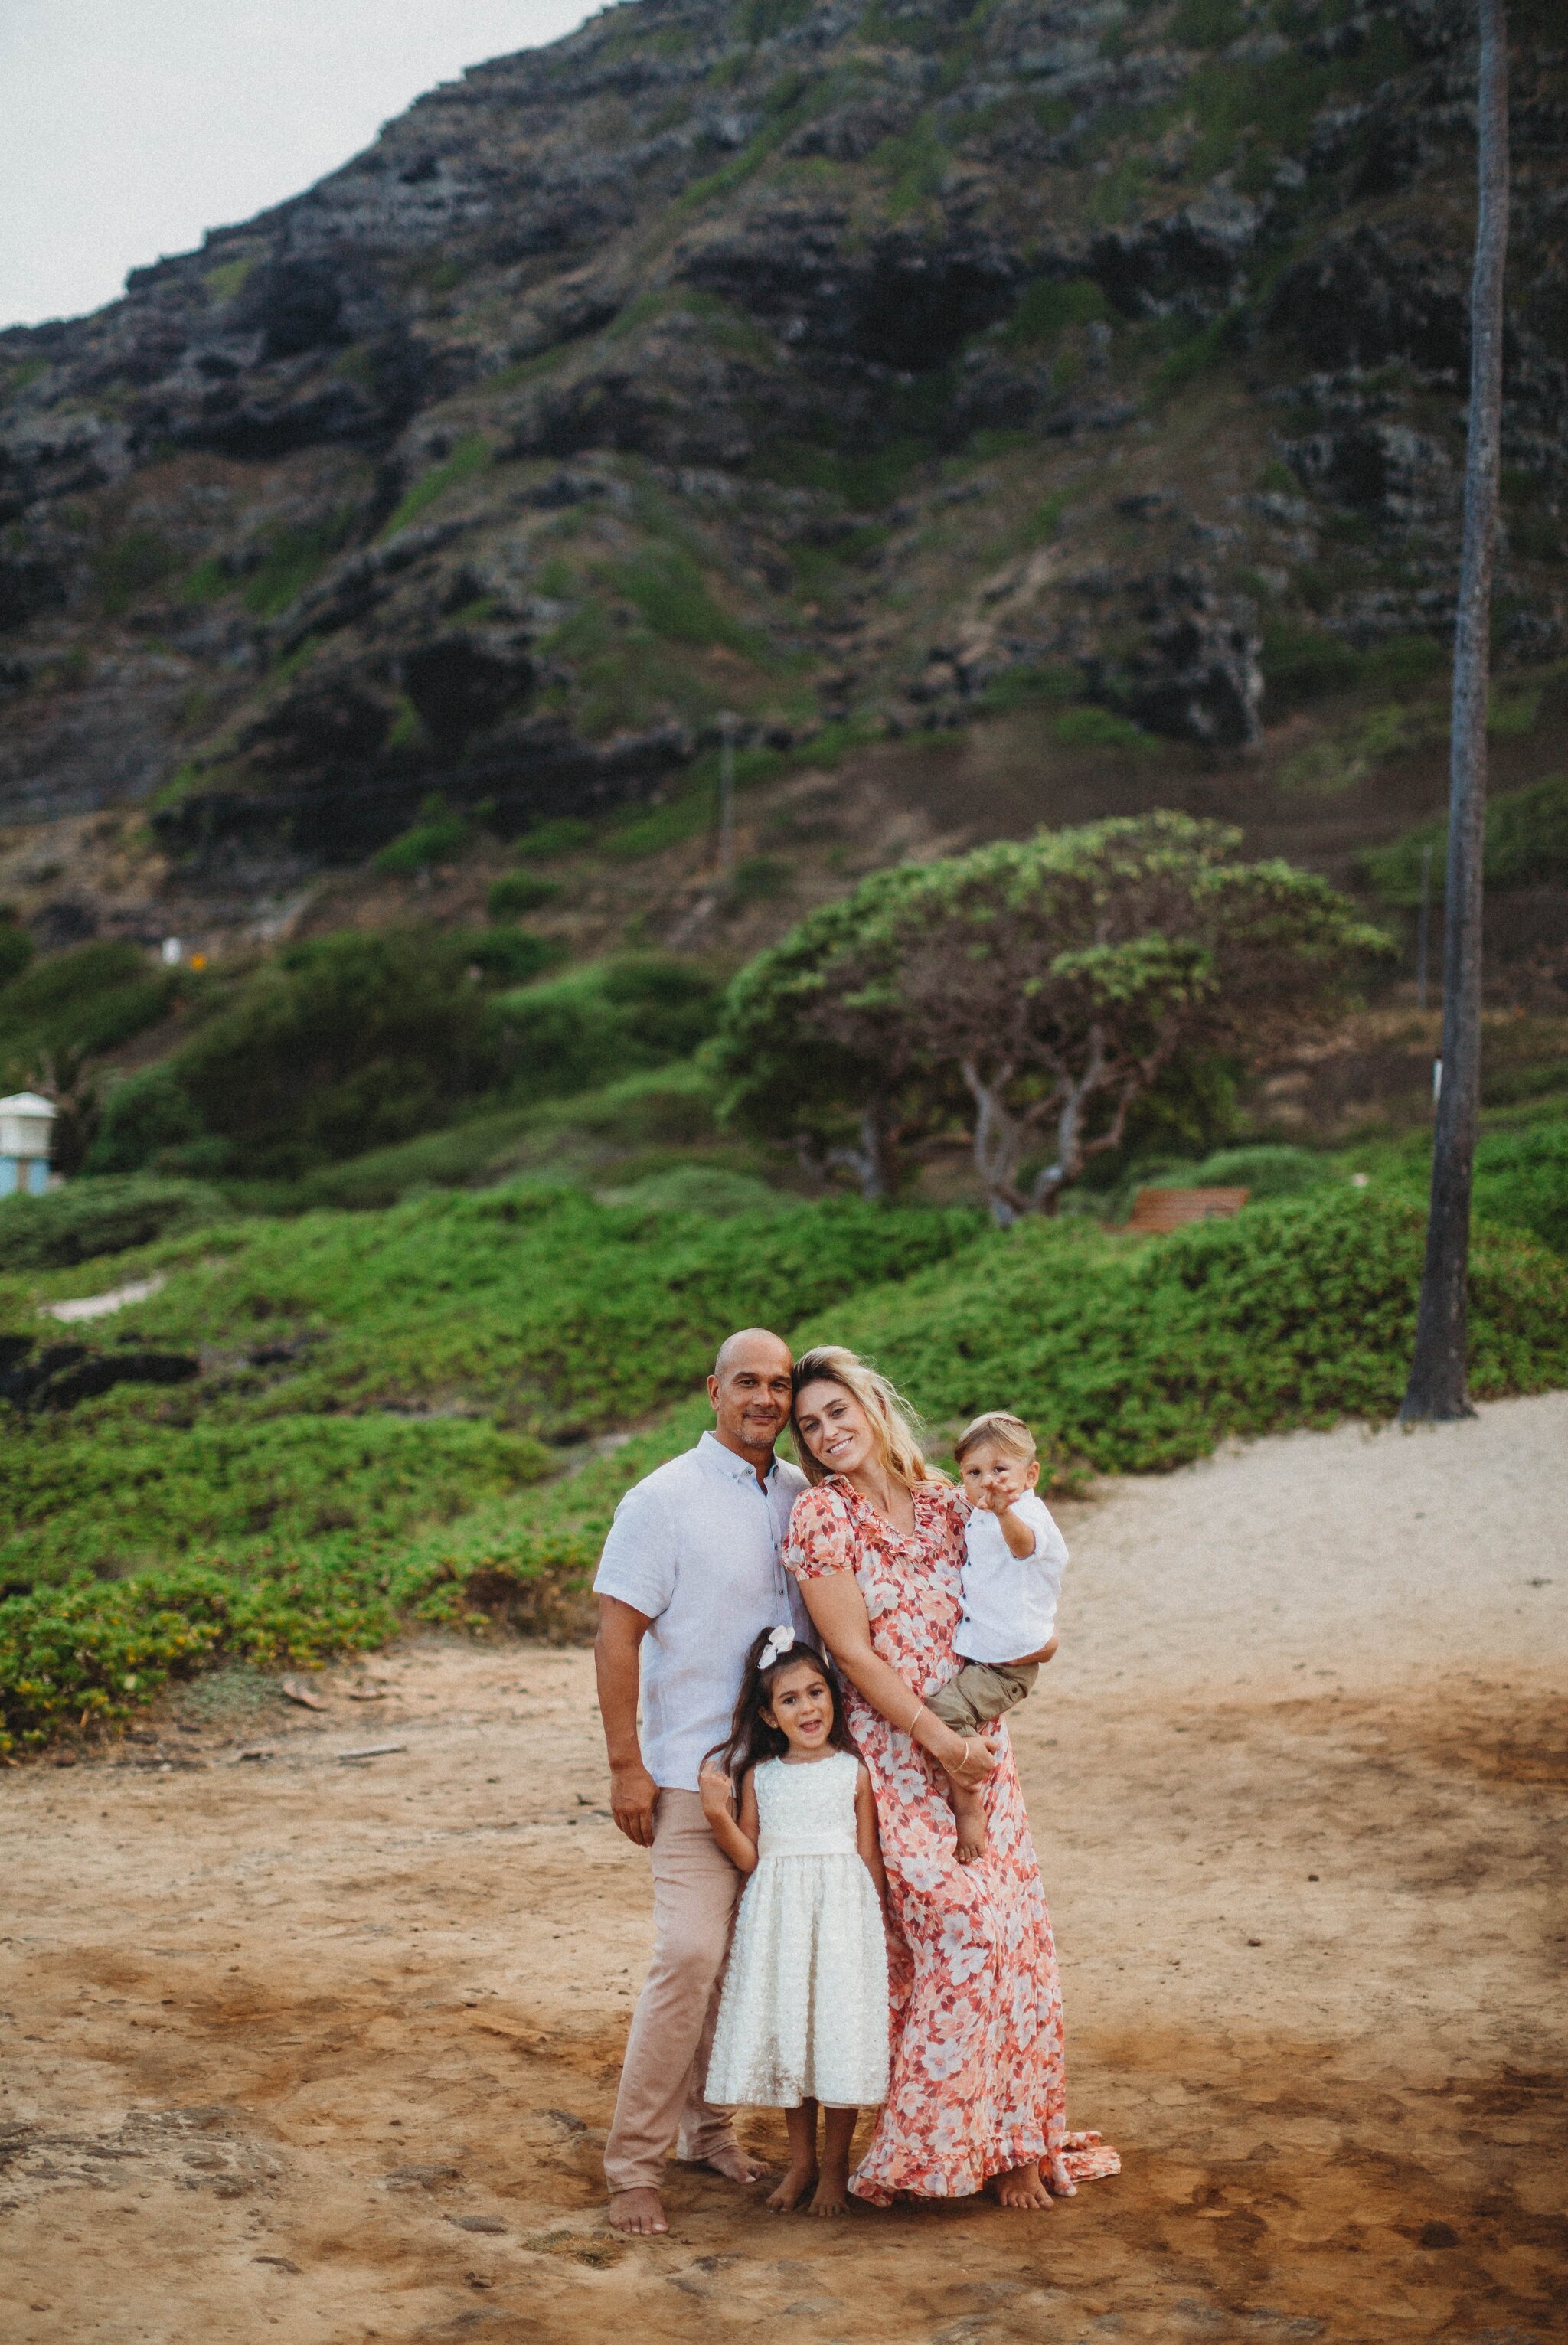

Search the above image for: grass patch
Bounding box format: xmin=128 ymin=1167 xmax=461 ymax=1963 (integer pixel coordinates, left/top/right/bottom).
xmin=241 ymin=512 xmax=357 ymax=619
xmin=380 ymin=436 xmax=492 ymax=539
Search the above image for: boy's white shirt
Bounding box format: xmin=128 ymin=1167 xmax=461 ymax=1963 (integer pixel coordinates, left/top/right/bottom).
xmin=955 ymin=1488 xmax=1067 ymax=1666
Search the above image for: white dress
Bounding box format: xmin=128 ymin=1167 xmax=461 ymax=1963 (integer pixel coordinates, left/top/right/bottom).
xmin=706 ymin=1748 xmax=890 ymax=2111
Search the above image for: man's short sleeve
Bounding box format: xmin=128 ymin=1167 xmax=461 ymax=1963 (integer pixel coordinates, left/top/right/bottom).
xmin=593 ymin=1473 xmax=678 ymax=1619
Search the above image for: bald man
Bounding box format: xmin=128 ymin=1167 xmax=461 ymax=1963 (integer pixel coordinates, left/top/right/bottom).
xmin=593 ymin=1328 xmax=812 ymax=2235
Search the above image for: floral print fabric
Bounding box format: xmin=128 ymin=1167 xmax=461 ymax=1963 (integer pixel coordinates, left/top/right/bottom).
xmin=785 ymin=1475 xmax=1119 ymax=2205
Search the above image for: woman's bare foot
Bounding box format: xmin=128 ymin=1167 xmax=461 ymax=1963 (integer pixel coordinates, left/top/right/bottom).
xmin=950 ymin=1781 xmax=988 ymax=1863
xmin=809 ymin=2167 xmax=851 ymax=2216
xmin=608 ymin=2186 xmax=668 ymax=2235
xmin=992 ymin=2160 xmax=1054 ymax=2210
xmin=766 ymin=2161 xmax=818 ymax=2213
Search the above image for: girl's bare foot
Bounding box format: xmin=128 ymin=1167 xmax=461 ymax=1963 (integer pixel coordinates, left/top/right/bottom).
xmin=993 ymin=2160 xmax=1054 ymax=2210
xmin=766 ymin=2162 xmax=818 ymax=2212
xmin=608 ymin=2186 xmax=668 ymax=2234
xmin=809 ymin=2167 xmax=851 ymax=2216
xmin=810 ymin=2106 xmax=858 ymax=2213
xmin=950 ymin=1781 xmax=988 ymax=1863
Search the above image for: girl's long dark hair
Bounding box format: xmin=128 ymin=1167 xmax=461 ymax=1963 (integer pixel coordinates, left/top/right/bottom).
xmin=704 ymin=1628 xmax=854 ymax=1782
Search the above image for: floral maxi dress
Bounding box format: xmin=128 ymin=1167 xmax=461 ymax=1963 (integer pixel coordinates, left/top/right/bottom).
xmin=785 ymin=1476 xmax=1119 ymax=2205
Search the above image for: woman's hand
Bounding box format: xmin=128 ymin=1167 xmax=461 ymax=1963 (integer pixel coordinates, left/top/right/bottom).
xmin=697 ymin=1763 xmax=735 ymax=1827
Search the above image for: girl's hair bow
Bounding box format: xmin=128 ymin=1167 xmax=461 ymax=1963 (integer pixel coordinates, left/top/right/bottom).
xmin=760 ymin=1625 xmax=795 ymax=1671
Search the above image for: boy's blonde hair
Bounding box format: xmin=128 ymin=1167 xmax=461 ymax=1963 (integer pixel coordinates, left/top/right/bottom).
xmin=953 ymin=1410 xmax=1037 ymax=1467
xmin=790 ymin=1344 xmax=940 ymax=1490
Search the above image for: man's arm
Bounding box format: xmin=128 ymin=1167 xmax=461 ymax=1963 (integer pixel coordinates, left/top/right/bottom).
xmin=594 ymin=1595 xmax=658 ymax=1847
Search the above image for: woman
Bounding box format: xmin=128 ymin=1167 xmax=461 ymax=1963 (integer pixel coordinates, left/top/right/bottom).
xmin=784 ymin=1344 xmax=1117 ymax=2209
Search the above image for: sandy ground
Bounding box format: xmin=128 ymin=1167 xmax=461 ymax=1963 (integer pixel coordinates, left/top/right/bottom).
xmin=3 ymin=1393 xmax=1565 ymax=2345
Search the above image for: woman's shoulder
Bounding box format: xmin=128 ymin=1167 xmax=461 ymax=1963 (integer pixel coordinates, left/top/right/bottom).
xmin=784 ymin=1478 xmax=857 ymax=1577
xmin=788 ymin=1478 xmax=852 ymax=1525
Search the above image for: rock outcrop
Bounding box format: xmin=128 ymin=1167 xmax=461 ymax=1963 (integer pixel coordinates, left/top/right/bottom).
xmin=0 ymin=0 xmax=1562 ymax=875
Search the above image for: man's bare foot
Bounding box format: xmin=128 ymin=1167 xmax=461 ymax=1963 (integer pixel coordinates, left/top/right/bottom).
xmin=608 ymin=2186 xmax=668 ymax=2235
xmin=809 ymin=2170 xmax=851 ymax=2216
xmin=950 ymin=1782 xmax=988 ymax=1863
xmin=766 ymin=2162 xmax=818 ymax=2213
xmin=693 ymin=2141 xmax=767 ymax=2187
xmin=992 ymin=2160 xmax=1054 ymax=2209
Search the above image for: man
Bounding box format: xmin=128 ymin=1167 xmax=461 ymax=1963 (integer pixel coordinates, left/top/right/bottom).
xmin=593 ymin=1326 xmax=810 ymax=2237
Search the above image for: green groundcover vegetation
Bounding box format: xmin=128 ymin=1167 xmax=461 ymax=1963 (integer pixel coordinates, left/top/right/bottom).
xmin=2 ymin=1150 xmax=1566 ymax=1755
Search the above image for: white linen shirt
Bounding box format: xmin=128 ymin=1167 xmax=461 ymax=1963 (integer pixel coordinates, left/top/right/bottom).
xmin=955 ymin=1488 xmax=1067 ymax=1666
xmin=593 ymin=1431 xmax=811 ymax=1792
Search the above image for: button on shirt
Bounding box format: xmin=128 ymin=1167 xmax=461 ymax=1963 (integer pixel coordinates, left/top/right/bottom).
xmin=956 ymin=1489 xmax=1067 ymax=1666
xmin=593 ymin=1431 xmax=812 ymax=1792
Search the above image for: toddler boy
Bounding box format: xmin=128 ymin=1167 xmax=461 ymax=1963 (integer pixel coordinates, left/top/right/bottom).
xmin=928 ymin=1410 xmax=1066 ymax=1860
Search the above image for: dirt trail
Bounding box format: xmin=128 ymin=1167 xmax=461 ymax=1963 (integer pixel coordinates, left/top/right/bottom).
xmin=3 ymin=1394 xmax=1565 ymax=2345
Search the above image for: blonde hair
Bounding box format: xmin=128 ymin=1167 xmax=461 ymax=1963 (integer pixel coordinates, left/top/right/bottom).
xmin=953 ymin=1410 xmax=1037 ymax=1467
xmin=790 ymin=1344 xmax=939 ymax=1489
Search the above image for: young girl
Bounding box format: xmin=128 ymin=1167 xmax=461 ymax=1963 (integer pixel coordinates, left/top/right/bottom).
xmin=699 ymin=1625 xmax=890 ymax=2216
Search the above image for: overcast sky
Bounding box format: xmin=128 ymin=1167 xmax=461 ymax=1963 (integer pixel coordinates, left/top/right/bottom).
xmin=1 ymin=0 xmax=600 ymax=332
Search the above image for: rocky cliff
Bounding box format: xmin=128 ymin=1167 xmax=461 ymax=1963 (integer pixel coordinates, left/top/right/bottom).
xmin=0 ymin=0 xmax=1563 ymax=908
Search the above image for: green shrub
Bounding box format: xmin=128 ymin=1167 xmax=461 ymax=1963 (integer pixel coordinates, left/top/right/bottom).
xmin=514 ymin=818 xmax=595 ymax=860
xmin=1259 ymin=619 xmax=1361 ymax=708
xmin=808 ymin=1188 xmax=1568 ymax=1475
xmin=461 ymin=928 xmax=564 ymax=987
xmin=84 ymin=1065 xmax=206 ymax=1175
xmin=729 ymin=854 xmax=792 ymax=904
xmin=1002 ymin=277 xmax=1109 ymax=348
xmin=495 ymin=955 xmax=720 ymax=1099
xmin=170 ymin=929 xmax=499 ymax=1176
xmin=0 ymin=916 xmax=32 ymax=989
xmin=0 ymin=942 xmax=173 ymax=1076
xmin=1360 ymin=773 xmax=1568 ymax=903
xmin=2 ymin=1187 xmax=982 ymax=1439
xmin=372 ymin=796 xmax=469 ymax=876
xmin=1472 ymin=1117 xmax=1568 ymax=1256
xmin=980 ymin=664 xmax=1079 ymax=713
xmin=1192 ymin=1144 xmax=1334 ymax=1198
xmin=595 ymin=1165 xmax=790 ymax=1217
xmin=488 ymin=871 xmax=562 ymax=917
xmin=0 ymin=1174 xmax=225 ymax=1270
xmin=1052 ymin=706 xmax=1156 ymax=752
xmin=0 ymin=1409 xmax=550 ymax=1592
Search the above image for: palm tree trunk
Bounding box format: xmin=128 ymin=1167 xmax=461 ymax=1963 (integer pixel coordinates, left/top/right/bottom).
xmin=1402 ymin=0 xmax=1509 ymax=1424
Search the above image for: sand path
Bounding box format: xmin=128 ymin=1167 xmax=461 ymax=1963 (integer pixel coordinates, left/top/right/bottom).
xmin=3 ymin=1393 xmax=1565 ymax=2344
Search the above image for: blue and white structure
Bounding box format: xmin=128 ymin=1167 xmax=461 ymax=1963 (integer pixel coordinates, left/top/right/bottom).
xmin=0 ymin=1092 xmax=57 ymax=1197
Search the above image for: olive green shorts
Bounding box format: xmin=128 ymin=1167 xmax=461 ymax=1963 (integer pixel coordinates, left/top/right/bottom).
xmin=925 ymin=1658 xmax=1039 ymax=1733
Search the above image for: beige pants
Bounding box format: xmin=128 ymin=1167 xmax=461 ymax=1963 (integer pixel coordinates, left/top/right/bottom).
xmin=926 ymin=1658 xmax=1039 ymax=1733
xmin=603 ymin=1788 xmax=743 ymax=2196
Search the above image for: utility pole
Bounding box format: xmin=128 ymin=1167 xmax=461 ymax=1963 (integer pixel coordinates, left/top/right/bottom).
xmin=716 ymin=711 xmax=737 ymax=877
xmin=1402 ymin=0 xmax=1509 ymax=1424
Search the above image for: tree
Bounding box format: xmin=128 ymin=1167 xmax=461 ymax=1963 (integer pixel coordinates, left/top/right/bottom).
xmin=718 ymin=815 xmax=1388 ymax=1223
xmin=710 ymin=867 xmax=954 ymax=1200
xmin=851 ymin=816 xmax=1387 ymax=1222
xmin=1403 ymin=0 xmax=1510 ymax=1423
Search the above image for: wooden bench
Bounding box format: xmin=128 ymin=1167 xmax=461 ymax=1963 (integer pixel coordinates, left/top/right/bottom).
xmin=1126 ymin=1185 xmax=1250 ymax=1233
